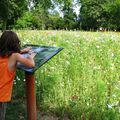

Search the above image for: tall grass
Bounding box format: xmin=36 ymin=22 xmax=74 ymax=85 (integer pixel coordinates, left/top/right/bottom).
xmin=14 ymin=31 xmax=120 ymax=120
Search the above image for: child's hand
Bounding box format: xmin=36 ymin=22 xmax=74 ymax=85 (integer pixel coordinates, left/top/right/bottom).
xmin=21 ymin=47 xmax=32 ymax=53
xmin=29 ymin=52 xmax=36 ymax=59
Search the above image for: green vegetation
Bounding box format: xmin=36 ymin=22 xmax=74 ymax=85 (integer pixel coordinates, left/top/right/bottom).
xmin=1 ymin=1 xmax=120 ymax=119
xmin=0 ymin=0 xmax=120 ymax=31
xmin=9 ymin=30 xmax=120 ymax=120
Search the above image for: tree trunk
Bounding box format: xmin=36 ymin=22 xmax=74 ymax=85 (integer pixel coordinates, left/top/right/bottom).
xmin=2 ymin=19 xmax=7 ymax=31
xmin=42 ymin=22 xmax=45 ymax=30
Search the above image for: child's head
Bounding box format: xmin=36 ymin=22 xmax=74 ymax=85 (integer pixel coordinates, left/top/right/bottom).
xmin=0 ymin=30 xmax=21 ymax=57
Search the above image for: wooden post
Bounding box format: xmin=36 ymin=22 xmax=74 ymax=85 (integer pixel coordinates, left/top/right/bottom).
xmin=25 ymin=72 xmax=37 ymax=120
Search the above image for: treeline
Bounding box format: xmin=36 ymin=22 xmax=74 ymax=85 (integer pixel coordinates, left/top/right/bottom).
xmin=0 ymin=0 xmax=120 ymax=31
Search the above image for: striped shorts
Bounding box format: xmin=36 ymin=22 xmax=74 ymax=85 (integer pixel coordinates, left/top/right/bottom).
xmin=0 ymin=102 xmax=7 ymax=120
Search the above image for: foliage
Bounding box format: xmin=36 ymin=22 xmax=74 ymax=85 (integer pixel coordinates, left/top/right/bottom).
xmin=0 ymin=0 xmax=11 ymax=30
xmin=53 ymin=0 xmax=79 ymax=30
xmin=15 ymin=12 xmax=33 ymax=29
xmin=30 ymin=0 xmax=54 ymax=30
xmin=0 ymin=0 xmax=28 ymax=30
xmin=80 ymin=0 xmax=107 ymax=30
xmin=102 ymin=0 xmax=120 ymax=30
xmin=0 ymin=0 xmax=120 ymax=30
xmin=62 ymin=1 xmax=78 ymax=30
xmin=48 ymin=13 xmax=64 ymax=30
xmin=80 ymin=0 xmax=120 ymax=31
xmin=32 ymin=4 xmax=50 ymax=30
xmin=11 ymin=30 xmax=120 ymax=120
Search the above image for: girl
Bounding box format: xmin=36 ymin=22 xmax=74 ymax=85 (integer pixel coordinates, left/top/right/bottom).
xmin=0 ymin=30 xmax=36 ymax=120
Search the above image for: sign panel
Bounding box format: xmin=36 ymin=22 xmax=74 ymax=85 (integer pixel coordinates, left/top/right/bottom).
xmin=17 ymin=44 xmax=63 ymax=73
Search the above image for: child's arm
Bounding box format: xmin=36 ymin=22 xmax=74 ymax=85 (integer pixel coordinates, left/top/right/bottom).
xmin=16 ymin=53 xmax=36 ymax=68
xmin=8 ymin=53 xmax=36 ymax=72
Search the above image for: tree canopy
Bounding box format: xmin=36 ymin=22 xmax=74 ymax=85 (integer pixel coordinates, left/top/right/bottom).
xmin=0 ymin=0 xmax=120 ymax=31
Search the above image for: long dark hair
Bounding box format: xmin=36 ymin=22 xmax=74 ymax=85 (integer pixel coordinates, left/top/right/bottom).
xmin=0 ymin=30 xmax=21 ymax=57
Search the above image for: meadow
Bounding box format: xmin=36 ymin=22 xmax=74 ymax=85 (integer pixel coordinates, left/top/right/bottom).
xmin=7 ymin=31 xmax=120 ymax=120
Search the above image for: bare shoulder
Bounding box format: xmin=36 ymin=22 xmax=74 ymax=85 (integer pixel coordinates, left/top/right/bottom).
xmin=10 ymin=53 xmax=20 ymax=58
xmin=9 ymin=53 xmax=22 ymax=62
xmin=8 ymin=53 xmax=20 ymax=71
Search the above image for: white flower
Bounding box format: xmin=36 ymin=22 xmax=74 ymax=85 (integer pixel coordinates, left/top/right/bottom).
xmin=17 ymin=76 xmax=20 ymax=81
xmin=93 ymin=65 xmax=101 ymax=70
xmin=112 ymin=94 xmax=116 ymax=98
xmin=53 ymin=44 xmax=56 ymax=47
xmin=66 ymin=61 xmax=70 ymax=65
xmin=89 ymin=62 xmax=91 ymax=65
xmin=51 ymin=67 xmax=54 ymax=70
xmin=107 ymin=104 xmax=112 ymax=109
xmin=110 ymin=63 xmax=114 ymax=70
xmin=111 ymin=53 xmax=114 ymax=57
xmin=96 ymin=45 xmax=100 ymax=49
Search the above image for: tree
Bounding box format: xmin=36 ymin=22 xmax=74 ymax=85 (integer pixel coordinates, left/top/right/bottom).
xmin=15 ymin=11 xmax=33 ymax=29
xmin=30 ymin=0 xmax=53 ymax=30
xmin=0 ymin=0 xmax=28 ymax=30
xmin=102 ymin=0 xmax=120 ymax=30
xmin=80 ymin=0 xmax=107 ymax=30
xmin=0 ymin=0 xmax=9 ymax=30
xmin=80 ymin=0 xmax=120 ymax=31
xmin=32 ymin=4 xmax=50 ymax=30
xmin=48 ymin=12 xmax=64 ymax=29
xmin=52 ymin=0 xmax=78 ymax=30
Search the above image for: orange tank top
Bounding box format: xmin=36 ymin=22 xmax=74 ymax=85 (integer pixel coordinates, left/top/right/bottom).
xmin=0 ymin=56 xmax=16 ymax=102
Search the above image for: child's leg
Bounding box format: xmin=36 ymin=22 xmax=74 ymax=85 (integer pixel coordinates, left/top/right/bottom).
xmin=0 ymin=102 xmax=7 ymax=120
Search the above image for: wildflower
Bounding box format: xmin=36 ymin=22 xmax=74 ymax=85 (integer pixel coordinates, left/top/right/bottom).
xmin=53 ymin=44 xmax=56 ymax=47
xmin=112 ymin=94 xmax=116 ymax=98
xmin=111 ymin=53 xmax=114 ymax=57
xmin=89 ymin=62 xmax=92 ymax=65
xmin=110 ymin=63 xmax=114 ymax=70
xmin=50 ymin=67 xmax=54 ymax=70
xmin=26 ymin=39 xmax=30 ymax=43
xmin=93 ymin=65 xmax=101 ymax=70
xmin=107 ymin=104 xmax=112 ymax=109
xmin=96 ymin=45 xmax=100 ymax=49
xmin=66 ymin=61 xmax=70 ymax=65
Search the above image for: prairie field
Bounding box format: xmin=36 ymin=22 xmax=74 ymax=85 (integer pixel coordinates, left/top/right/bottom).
xmin=6 ymin=30 xmax=120 ymax=120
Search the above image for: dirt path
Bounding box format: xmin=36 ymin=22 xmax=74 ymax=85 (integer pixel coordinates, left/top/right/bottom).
xmin=37 ymin=111 xmax=70 ymax=120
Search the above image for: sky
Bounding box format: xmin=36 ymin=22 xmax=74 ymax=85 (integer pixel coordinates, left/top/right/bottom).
xmin=53 ymin=1 xmax=81 ymax=17
xmin=29 ymin=0 xmax=81 ymax=17
xmin=73 ymin=3 xmax=81 ymax=16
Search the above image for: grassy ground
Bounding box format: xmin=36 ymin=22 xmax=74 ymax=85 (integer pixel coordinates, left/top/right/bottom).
xmin=5 ymin=31 xmax=120 ymax=120
xmin=6 ymin=99 xmax=26 ymax=120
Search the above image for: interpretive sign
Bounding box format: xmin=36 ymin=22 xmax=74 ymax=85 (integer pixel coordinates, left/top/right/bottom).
xmin=17 ymin=44 xmax=63 ymax=73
